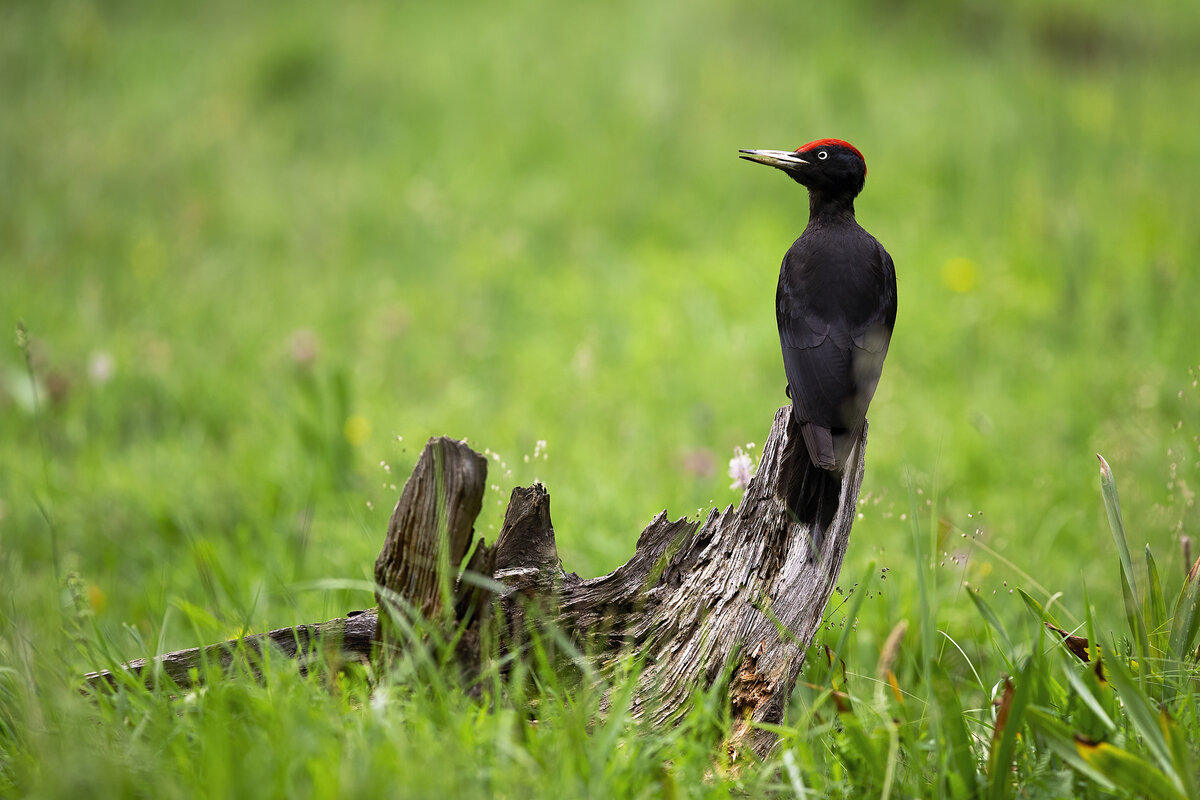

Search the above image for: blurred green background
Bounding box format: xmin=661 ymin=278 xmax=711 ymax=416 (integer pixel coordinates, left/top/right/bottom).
xmin=3 ymin=0 xmax=1199 ymax=658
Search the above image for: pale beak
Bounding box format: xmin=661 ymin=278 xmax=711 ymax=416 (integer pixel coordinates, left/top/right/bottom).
xmin=738 ymin=149 xmax=808 ymax=169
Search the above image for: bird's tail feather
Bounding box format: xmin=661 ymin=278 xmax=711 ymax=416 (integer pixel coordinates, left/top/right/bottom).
xmin=780 ymin=424 xmax=842 ymax=560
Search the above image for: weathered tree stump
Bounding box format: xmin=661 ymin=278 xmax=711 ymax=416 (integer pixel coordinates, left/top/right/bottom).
xmin=487 ymin=407 xmax=865 ymax=757
xmin=85 ymin=407 xmax=867 ymax=759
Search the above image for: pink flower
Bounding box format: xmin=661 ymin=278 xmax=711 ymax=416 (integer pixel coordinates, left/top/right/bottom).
xmin=728 ymin=446 xmax=756 ymax=491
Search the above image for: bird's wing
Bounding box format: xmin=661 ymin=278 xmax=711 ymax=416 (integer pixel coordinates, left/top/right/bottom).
xmin=779 ymin=330 xmax=856 ymax=430
xmin=776 ymin=249 xmax=858 ymax=435
xmin=777 ymin=239 xmax=897 ymax=434
xmin=850 ymin=245 xmax=898 ymax=352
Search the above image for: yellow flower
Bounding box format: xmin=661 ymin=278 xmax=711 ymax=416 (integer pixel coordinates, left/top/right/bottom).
xmin=941 ymin=257 xmax=979 ymax=293
xmin=344 ymin=414 xmax=370 ymax=446
xmin=88 ymin=584 xmax=107 ymax=614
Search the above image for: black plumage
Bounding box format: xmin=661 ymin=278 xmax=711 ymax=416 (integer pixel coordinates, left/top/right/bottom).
xmin=739 ymin=139 xmax=897 ymax=556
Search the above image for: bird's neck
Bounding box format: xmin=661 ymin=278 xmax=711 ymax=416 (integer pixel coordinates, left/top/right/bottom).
xmin=807 ymin=190 xmax=857 ymax=225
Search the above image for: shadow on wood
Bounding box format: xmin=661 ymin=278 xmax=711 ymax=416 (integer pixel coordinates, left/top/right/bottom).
xmin=85 ymin=408 xmax=867 ymax=760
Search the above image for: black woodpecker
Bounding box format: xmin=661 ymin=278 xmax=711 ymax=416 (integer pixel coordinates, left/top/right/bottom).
xmin=739 ymin=139 xmax=897 ymax=557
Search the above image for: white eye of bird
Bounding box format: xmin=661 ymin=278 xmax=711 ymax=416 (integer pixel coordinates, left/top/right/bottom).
xmin=817 ymin=150 xmax=829 ymax=160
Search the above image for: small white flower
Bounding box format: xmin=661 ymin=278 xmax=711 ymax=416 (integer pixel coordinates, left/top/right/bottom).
xmin=728 ymin=446 xmax=756 ymax=491
xmin=88 ymin=351 xmax=115 ymax=384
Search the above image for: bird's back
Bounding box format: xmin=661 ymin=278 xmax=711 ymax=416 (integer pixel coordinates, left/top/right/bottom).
xmin=777 ymin=221 xmax=896 ymax=470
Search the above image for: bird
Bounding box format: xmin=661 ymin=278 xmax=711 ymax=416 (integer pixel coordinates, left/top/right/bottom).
xmin=739 ymin=139 xmax=897 ymax=557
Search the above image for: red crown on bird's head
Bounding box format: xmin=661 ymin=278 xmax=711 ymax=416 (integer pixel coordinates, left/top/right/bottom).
xmin=796 ymin=139 xmax=866 ymax=173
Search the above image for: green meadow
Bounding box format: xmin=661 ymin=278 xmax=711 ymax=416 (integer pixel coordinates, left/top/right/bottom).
xmin=3 ymin=1 xmax=1200 ymax=796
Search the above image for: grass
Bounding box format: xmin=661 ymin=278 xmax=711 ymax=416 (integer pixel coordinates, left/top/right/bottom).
xmin=3 ymin=0 xmax=1200 ymax=796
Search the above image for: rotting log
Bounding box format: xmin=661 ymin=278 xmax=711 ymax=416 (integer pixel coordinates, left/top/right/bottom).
xmin=85 ymin=408 xmax=867 ymax=759
xmin=84 ymin=611 xmax=379 ymax=690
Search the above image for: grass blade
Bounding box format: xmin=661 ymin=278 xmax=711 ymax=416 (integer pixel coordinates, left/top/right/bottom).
xmin=932 ymin=664 xmax=979 ymax=797
xmin=1101 ymin=654 xmax=1177 ymax=785
xmin=1024 ymin=707 xmax=1116 ymax=792
xmin=1016 ymin=588 xmax=1056 ymax=627
xmin=1146 ymin=545 xmax=1168 ymax=657
xmin=1120 ymin=563 xmax=1151 ymax=663
xmin=907 ymin=476 xmax=935 ymax=689
xmin=966 ymin=587 xmax=1014 ymax=658
xmin=824 ymin=689 xmax=885 ymax=791
xmin=1098 ymin=455 xmax=1150 ymax=660
xmin=1082 ymin=579 xmax=1100 ymax=664
xmin=1097 ymin=455 xmax=1137 ymax=596
xmin=1061 ymin=658 xmax=1116 ymax=733
xmin=1074 ymin=739 xmax=1187 ymax=800
xmin=1161 ymin=706 xmax=1198 ymax=800
xmin=986 ymin=658 xmax=1034 ymax=800
xmin=1168 ymin=556 xmax=1200 ymax=659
